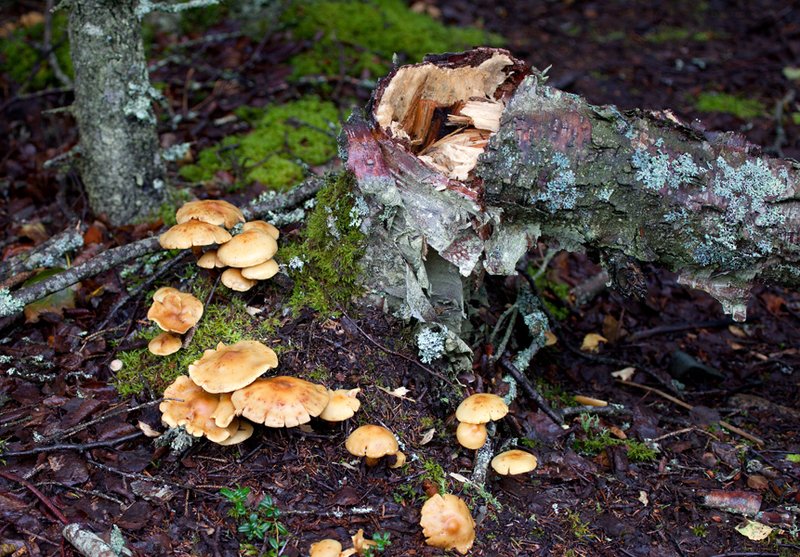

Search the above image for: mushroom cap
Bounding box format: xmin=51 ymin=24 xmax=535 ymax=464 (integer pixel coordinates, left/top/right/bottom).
xmin=345 ymin=425 xmax=399 ymax=459
xmin=160 ymin=376 xmax=238 ymax=443
xmin=455 ymin=393 xmax=508 ymax=424
xmin=159 ymin=221 xmax=232 ymax=249
xmin=241 ymin=259 xmax=279 ymax=280
xmin=147 ymin=288 xmax=204 ymax=334
xmin=455 ymin=422 xmax=487 ymax=450
xmin=242 ymin=220 xmax=280 ymax=240
xmin=210 ymin=393 xmax=237 ymax=428
xmin=490 ymin=449 xmax=538 ymax=475
xmin=390 ymin=450 xmax=406 ymax=469
xmin=188 ymin=340 xmax=278 ymax=394
xmin=309 ymin=539 xmax=342 ymax=557
xmin=148 ymin=332 xmax=182 ymax=356
xmin=319 ymin=388 xmax=361 ymax=422
xmin=221 ymin=268 xmax=257 ymax=292
xmin=197 ymin=250 xmax=223 ymax=269
xmin=176 ymin=199 xmax=245 ymax=229
xmin=231 ymin=376 xmax=330 ymax=428
xmin=216 ymin=420 xmax=254 ymax=446
xmin=419 ymin=493 xmax=476 ymax=554
xmin=216 ymin=230 xmax=278 ymax=268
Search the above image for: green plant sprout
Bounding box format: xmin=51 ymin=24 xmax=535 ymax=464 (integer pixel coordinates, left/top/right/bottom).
xmin=220 ymin=486 xmax=290 ymax=556
xmin=363 ymin=532 xmax=391 ymax=557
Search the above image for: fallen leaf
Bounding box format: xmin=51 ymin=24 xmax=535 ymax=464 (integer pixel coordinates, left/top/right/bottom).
xmin=137 ymin=421 xmax=161 ymax=438
xmin=580 ymin=333 xmax=607 ymax=353
xmin=608 ymin=426 xmax=627 ymax=440
xmin=449 ymin=472 xmax=469 ymax=483
xmin=611 ymin=367 xmax=635 ymax=381
xmin=544 ymin=331 xmax=558 ymax=346
xmin=574 ymin=395 xmax=608 ymax=407
xmin=786 ymin=454 xmax=800 ymax=463
xmin=728 ymin=325 xmax=747 ymax=338
xmin=638 ymin=491 xmax=648 ymax=506
xmin=419 ymin=428 xmax=435 ymax=445
xmin=735 ymin=519 xmax=772 ymax=541
xmin=376 ymin=385 xmax=416 ymax=402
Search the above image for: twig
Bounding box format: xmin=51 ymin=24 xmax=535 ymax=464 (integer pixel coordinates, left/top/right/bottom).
xmin=650 ymin=427 xmax=720 ymax=443
xmin=0 ymin=225 xmax=83 ymax=281
xmin=44 ymin=0 xmax=72 ymax=88
xmin=626 ymin=318 xmax=733 ymax=342
xmin=2 ymin=431 xmax=143 ymax=457
xmin=0 ymin=470 xmax=69 ymax=524
xmin=39 ymin=399 xmax=161 ymax=444
xmin=617 ymin=380 xmax=765 ymax=446
xmin=499 ymin=358 xmax=564 ymax=426
xmin=340 ymin=312 xmax=457 ymax=388
xmin=558 ymin=404 xmax=631 ymax=419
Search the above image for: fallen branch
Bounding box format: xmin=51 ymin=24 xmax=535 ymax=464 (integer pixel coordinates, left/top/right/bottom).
xmin=2 ymin=431 xmax=143 ymax=457
xmin=0 ymin=225 xmax=84 ymax=282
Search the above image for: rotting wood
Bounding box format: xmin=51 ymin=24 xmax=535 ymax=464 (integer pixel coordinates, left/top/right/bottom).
xmin=344 ymin=48 xmax=800 ymax=333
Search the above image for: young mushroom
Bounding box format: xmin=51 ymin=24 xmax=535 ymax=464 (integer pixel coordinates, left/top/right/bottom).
xmin=455 ymin=422 xmax=488 ymax=450
xmin=345 ymin=424 xmax=405 ymax=467
xmin=175 ymin=199 xmax=244 ymax=229
xmin=148 ymin=332 xmax=182 ymax=356
xmin=147 ymin=287 xmax=204 ymax=335
xmin=419 ymin=493 xmax=476 ymax=554
xmin=318 ymin=388 xmax=361 ymax=422
xmin=158 ymin=220 xmax=232 ymax=250
xmin=454 ymin=393 xmax=508 ymax=449
xmin=242 ymin=220 xmax=280 ymax=240
xmin=241 ymin=259 xmax=280 ymax=281
xmin=220 ymin=268 xmax=257 ymax=292
xmin=231 ymin=376 xmax=330 ymax=428
xmin=309 ymin=539 xmax=342 ymax=557
xmin=216 ymin=229 xmax=278 ymax=269
xmin=188 ymin=340 xmax=278 ymax=393
xmin=491 ymin=449 xmax=538 ymax=475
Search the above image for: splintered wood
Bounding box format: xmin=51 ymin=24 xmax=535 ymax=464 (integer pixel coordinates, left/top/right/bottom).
xmin=374 ymin=52 xmax=515 ymax=181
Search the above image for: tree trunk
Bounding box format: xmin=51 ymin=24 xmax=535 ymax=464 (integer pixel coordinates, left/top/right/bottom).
xmin=343 ymin=48 xmax=800 ymax=327
xmin=68 ymin=0 xmax=164 ymax=225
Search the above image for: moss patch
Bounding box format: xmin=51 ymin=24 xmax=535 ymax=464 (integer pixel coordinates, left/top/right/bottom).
xmin=179 ymin=96 xmax=339 ymax=190
xmin=114 ymin=285 xmax=280 ymax=397
xmin=282 ymin=0 xmax=502 ymax=79
xmin=281 ymin=171 xmax=366 ymax=315
xmin=0 ymin=12 xmax=72 ymax=91
xmin=695 ymin=92 xmax=765 ymax=120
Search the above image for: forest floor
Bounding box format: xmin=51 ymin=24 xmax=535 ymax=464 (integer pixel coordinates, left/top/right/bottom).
xmin=1 ymin=1 xmax=799 ymax=556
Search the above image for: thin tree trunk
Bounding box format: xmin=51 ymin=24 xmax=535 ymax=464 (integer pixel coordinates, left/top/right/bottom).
xmin=68 ymin=0 xmax=164 ymax=225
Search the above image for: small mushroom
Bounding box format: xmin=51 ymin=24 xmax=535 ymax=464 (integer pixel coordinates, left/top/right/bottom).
xmin=490 ymin=449 xmax=538 ymax=475
xmin=176 ymin=199 xmax=245 ymax=229
xmin=147 ymin=287 xmax=204 ymax=334
xmin=242 ymin=220 xmax=280 ymax=240
xmin=231 ymin=376 xmax=330 ymax=428
xmin=159 ymin=220 xmax=232 ymax=250
xmin=197 ymin=250 xmax=224 ymax=269
xmin=210 ymin=393 xmax=237 ymax=428
xmin=148 ymin=332 xmax=182 ymax=356
xmin=455 ymin=422 xmax=487 ymax=450
xmin=241 ymin=259 xmax=279 ymax=280
xmin=216 ymin=230 xmax=278 ymax=268
xmin=309 ymin=539 xmax=342 ymax=557
xmin=455 ymin=393 xmax=508 ymax=424
xmin=319 ymin=388 xmax=361 ymax=422
xmin=345 ymin=424 xmax=402 ymax=466
xmin=160 ymin=376 xmax=241 ymax=444
xmin=221 ymin=268 xmax=257 ymax=292
xmin=341 ymin=529 xmax=377 ymax=556
xmin=216 ymin=420 xmax=254 ymax=446
xmin=419 ymin=493 xmax=475 ymax=554
xmin=188 ymin=340 xmax=278 ymax=393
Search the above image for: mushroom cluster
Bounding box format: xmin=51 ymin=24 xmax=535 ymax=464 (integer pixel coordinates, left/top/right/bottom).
xmin=309 ymin=529 xmax=378 ymax=557
xmin=159 ymin=199 xmax=281 ymax=292
xmin=454 ymin=393 xmax=508 ymax=450
xmin=146 ymin=287 xmax=204 ymax=356
xmin=160 ymin=339 xmax=362 ymax=445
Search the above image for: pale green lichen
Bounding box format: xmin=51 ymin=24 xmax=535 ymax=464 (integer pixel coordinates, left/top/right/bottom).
xmin=532 ymin=152 xmax=579 ymax=212
xmin=417 ymin=325 xmax=448 ymax=364
xmin=0 ymin=288 xmax=24 ymax=318
xmin=631 ymin=144 xmax=706 ymax=191
xmin=712 ymin=156 xmax=787 ymax=229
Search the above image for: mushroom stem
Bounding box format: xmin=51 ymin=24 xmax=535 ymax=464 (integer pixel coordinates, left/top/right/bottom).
xmin=364 ymin=456 xmax=381 ymax=467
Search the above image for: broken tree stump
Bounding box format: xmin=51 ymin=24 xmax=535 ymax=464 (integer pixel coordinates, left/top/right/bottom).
xmin=343 ymin=48 xmax=800 ymax=327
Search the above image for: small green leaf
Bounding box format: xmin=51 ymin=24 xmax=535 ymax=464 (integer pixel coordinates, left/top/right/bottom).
xmin=786 ymin=454 xmax=800 ymax=463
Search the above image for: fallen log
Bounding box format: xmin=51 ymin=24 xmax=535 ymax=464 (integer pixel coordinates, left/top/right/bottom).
xmin=343 ymin=48 xmax=800 ymax=327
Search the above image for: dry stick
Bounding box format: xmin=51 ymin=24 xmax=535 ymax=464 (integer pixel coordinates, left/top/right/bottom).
xmin=0 ymin=226 xmax=83 ymax=281
xmin=2 ymin=431 xmax=143 ymax=457
xmin=499 ymin=357 xmax=564 ymax=426
xmin=39 ymin=399 xmax=162 ymax=444
xmin=617 ymin=379 xmax=765 ymax=447
xmin=0 ymin=470 xmax=69 ymax=524
xmin=0 ymin=176 xmax=324 ymax=320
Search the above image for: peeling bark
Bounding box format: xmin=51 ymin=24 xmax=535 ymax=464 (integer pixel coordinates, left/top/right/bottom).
xmin=344 ymin=48 xmax=800 ymax=324
xmin=68 ymin=0 xmax=165 ymax=225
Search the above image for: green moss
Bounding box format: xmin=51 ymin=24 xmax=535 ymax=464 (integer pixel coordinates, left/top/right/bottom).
xmin=281 ymin=171 xmax=366 ymax=315
xmin=179 ymin=96 xmax=339 ymax=191
xmin=695 ymin=92 xmax=766 ymax=119
xmin=572 ymin=426 xmax=657 ymax=463
xmin=533 ymin=272 xmax=571 ymax=320
xmin=114 ymin=290 xmax=280 ymax=397
xmin=282 ymin=0 xmax=502 ymax=80
xmin=0 ymin=13 xmax=73 ymax=90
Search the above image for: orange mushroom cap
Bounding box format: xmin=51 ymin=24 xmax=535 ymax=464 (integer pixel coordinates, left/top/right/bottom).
xmin=176 ymin=199 xmax=244 ymax=229
xmin=419 ymin=493 xmax=476 ymax=554
xmin=147 ymin=288 xmax=203 ymax=334
xmin=455 ymin=393 xmax=508 ymax=424
xmin=159 ymin=221 xmax=232 ymax=249
xmin=216 ymin=230 xmax=278 ymax=268
xmin=188 ymin=340 xmax=278 ymax=394
xmin=231 ymin=376 xmax=330 ymax=428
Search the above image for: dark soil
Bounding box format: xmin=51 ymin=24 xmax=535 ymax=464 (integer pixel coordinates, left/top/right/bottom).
xmin=1 ymin=2 xmax=799 ymax=557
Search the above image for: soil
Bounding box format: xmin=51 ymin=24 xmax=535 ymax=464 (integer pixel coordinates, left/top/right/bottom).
xmin=1 ymin=1 xmax=799 ymax=557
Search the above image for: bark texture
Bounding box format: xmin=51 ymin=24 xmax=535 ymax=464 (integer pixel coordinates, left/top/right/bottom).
xmin=68 ymin=0 xmax=165 ymax=225
xmin=344 ymin=48 xmax=800 ymax=325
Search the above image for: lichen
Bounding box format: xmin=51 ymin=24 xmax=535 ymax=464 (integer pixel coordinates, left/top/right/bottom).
xmin=532 ymin=152 xmax=579 ymax=212
xmin=179 ymin=96 xmax=339 ymax=191
xmin=631 ymin=145 xmax=706 ymax=191
xmin=712 ymin=156 xmax=787 ymax=229
xmin=0 ymin=288 xmax=24 ymax=318
xmin=416 ymin=325 xmax=448 ymax=364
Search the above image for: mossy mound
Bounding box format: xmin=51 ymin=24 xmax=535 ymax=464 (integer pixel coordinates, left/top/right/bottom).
xmin=0 ymin=12 xmax=72 ymax=91
xmin=179 ymin=96 xmax=339 ymax=190
xmin=282 ymin=0 xmax=502 ymax=79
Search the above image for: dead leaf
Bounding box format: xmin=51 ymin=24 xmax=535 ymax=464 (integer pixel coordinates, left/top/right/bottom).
xmin=735 ymin=519 xmax=772 ymax=541
xmin=638 ymin=491 xmax=648 ymax=506
xmin=544 ymin=331 xmax=558 ymax=346
xmin=746 ymin=475 xmax=769 ymax=491
xmin=449 ymin=472 xmax=470 ymax=483
xmin=137 ymin=421 xmax=161 ymax=438
xmin=728 ymin=325 xmax=747 ymax=338
xmin=376 ymin=385 xmax=416 ymax=402
xmin=580 ymin=333 xmax=607 ymax=353
xmin=608 ymin=426 xmax=627 ymax=440
xmin=419 ymin=428 xmax=435 ymax=445
xmin=611 ymin=367 xmax=635 ymax=381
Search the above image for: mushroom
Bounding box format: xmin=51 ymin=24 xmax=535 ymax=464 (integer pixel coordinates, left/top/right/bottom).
xmin=159 ymin=220 xmax=232 ymax=250
xmin=216 ymin=230 xmax=278 ymax=268
xmin=309 ymin=539 xmax=342 ymax=557
xmin=419 ymin=493 xmax=476 ymax=554
xmin=455 ymin=422 xmax=487 ymax=450
xmin=340 ymin=529 xmax=377 ymax=557
xmin=345 ymin=424 xmax=405 ymax=467
xmin=175 ymin=199 xmax=245 ymax=229
xmin=210 ymin=393 xmax=237 ymax=428
xmin=188 ymin=340 xmax=278 ymax=393
xmin=242 ymin=220 xmax=280 ymax=240
xmin=147 ymin=287 xmax=204 ymax=335
xmin=241 ymin=259 xmax=279 ymax=281
xmin=231 ymin=376 xmax=330 ymax=428
xmin=490 ymin=449 xmax=538 ymax=475
xmin=197 ymin=249 xmax=223 ymax=269
xmin=148 ymin=332 xmax=182 ymax=356
xmin=160 ymin=376 xmax=241 ymax=444
xmin=221 ymin=268 xmax=257 ymax=292
xmin=455 ymin=393 xmax=509 ymax=424
xmin=318 ymin=388 xmax=361 ymax=422
xmin=216 ymin=420 xmax=254 ymax=446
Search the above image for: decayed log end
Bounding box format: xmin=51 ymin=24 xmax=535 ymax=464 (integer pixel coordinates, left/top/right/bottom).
xmin=345 ymin=47 xmax=800 ymax=325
